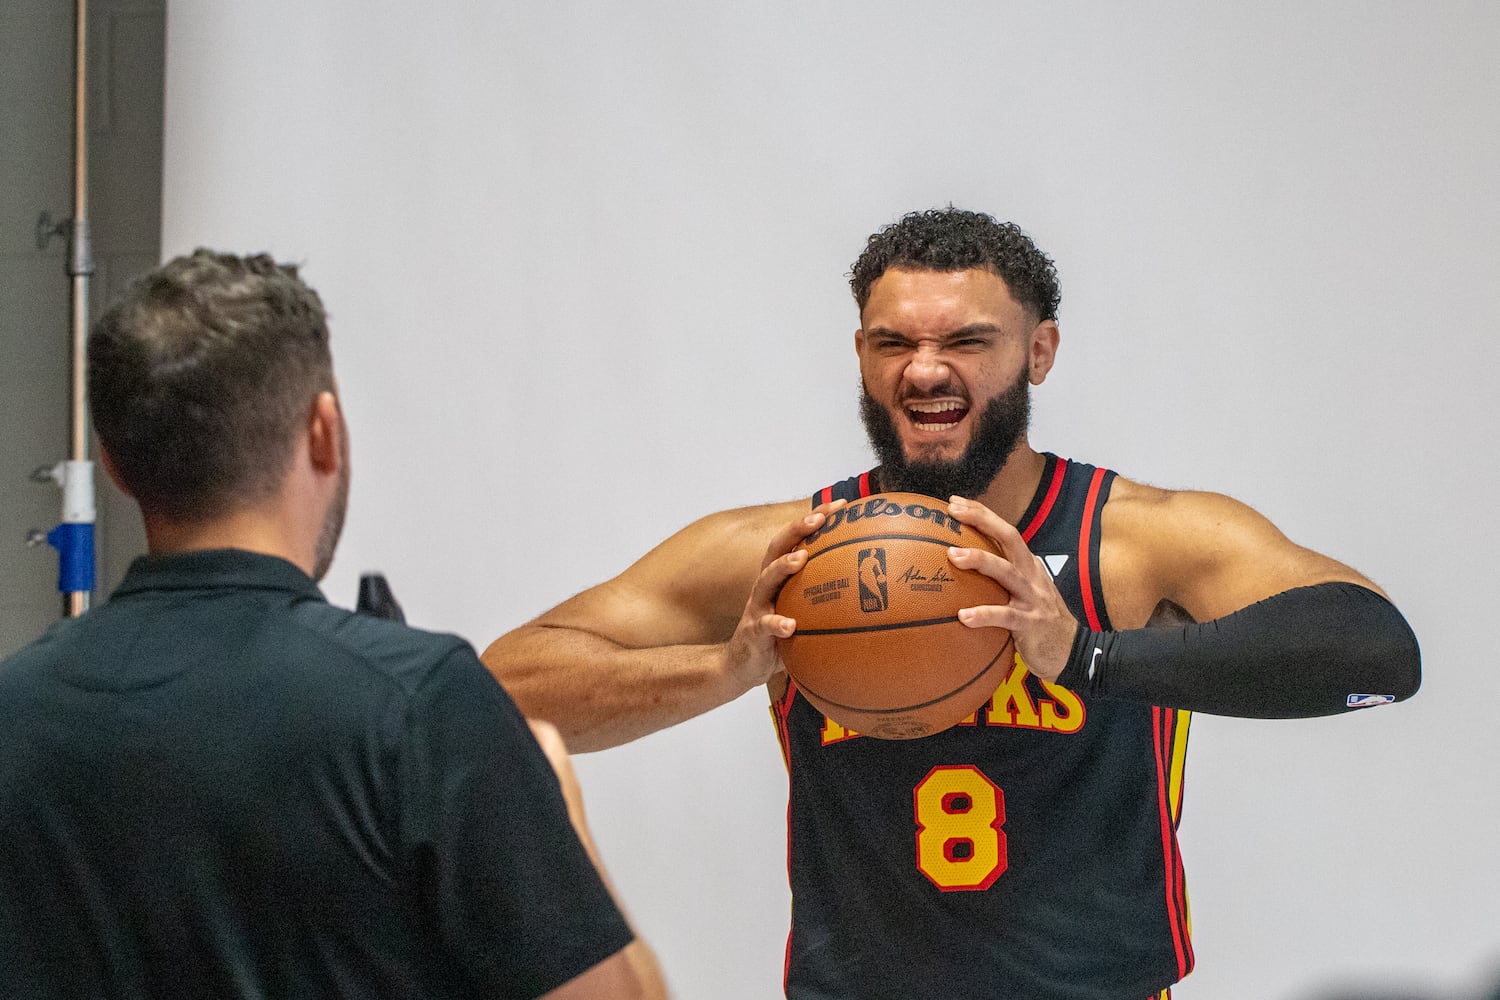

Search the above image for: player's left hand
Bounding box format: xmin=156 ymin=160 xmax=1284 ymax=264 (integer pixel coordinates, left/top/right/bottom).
xmin=944 ymin=495 xmax=1081 ymax=684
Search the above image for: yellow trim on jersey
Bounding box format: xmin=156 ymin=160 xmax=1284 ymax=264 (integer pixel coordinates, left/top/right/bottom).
xmin=1167 ymin=709 xmax=1193 ymax=940
xmin=1168 ymin=709 xmax=1191 ymax=824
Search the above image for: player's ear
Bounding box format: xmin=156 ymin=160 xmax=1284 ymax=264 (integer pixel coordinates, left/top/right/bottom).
xmin=1028 ymin=319 xmax=1060 ymax=385
xmin=854 ymin=327 xmax=866 ymax=356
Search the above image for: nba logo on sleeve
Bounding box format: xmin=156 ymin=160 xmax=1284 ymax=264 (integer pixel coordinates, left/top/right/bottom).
xmin=857 ymin=548 xmax=888 ymax=612
xmin=1347 ymin=693 xmax=1396 ymax=708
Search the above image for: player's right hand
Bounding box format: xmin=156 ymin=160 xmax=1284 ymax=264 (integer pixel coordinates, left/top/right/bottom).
xmin=722 ymin=500 xmax=846 ymax=690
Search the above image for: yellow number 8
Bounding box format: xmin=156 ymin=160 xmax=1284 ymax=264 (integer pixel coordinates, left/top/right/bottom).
xmin=914 ymin=765 xmax=1007 ymax=891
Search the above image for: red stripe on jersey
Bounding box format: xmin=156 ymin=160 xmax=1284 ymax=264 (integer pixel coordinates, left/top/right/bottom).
xmin=1154 ymin=707 xmax=1191 ymax=977
xmin=773 ymin=681 xmax=798 ymax=767
xmin=774 ymin=684 xmax=798 ymax=992
xmin=778 ymin=677 xmax=798 ymax=715
xmin=1076 ymin=468 xmax=1107 ymax=630
xmin=771 ymin=681 xmax=796 ymax=770
xmin=818 ymin=485 xmax=834 ymax=505
xmin=1167 ymin=710 xmax=1195 ymax=971
xmin=857 ymin=470 xmax=872 ymax=498
xmin=1174 ymin=842 xmax=1193 ymax=971
xmin=1021 ymin=457 xmax=1069 ymax=543
xmin=784 ymin=926 xmax=794 ymax=995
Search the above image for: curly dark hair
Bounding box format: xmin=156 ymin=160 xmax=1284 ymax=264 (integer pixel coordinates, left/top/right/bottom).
xmin=89 ymin=249 xmax=333 ymax=520
xmin=849 ymin=208 xmax=1061 ymax=321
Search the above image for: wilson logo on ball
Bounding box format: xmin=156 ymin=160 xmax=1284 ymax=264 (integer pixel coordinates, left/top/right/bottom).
xmin=776 ymin=491 xmax=1013 ymax=741
xmin=857 ymin=548 xmax=888 ymax=612
xmin=803 ymin=498 xmax=963 ymax=546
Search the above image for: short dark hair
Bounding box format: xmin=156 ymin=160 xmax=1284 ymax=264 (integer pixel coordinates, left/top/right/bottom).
xmin=849 ymin=208 xmax=1061 ymax=321
xmin=88 ymin=249 xmax=333 ymax=520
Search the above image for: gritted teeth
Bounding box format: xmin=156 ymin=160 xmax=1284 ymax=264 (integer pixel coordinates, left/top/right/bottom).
xmin=905 ymin=399 xmax=968 ymax=428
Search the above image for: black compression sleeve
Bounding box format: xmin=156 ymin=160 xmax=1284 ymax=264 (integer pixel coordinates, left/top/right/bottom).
xmin=1054 ymin=582 xmax=1420 ymax=718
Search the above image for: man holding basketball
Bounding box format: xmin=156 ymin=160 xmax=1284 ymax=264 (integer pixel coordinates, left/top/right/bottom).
xmin=482 ymin=209 xmax=1420 ymax=998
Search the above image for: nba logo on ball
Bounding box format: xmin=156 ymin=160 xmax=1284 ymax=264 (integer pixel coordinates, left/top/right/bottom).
xmin=858 ymin=548 xmax=888 ymax=612
xmin=775 ymin=492 xmax=1015 ymax=740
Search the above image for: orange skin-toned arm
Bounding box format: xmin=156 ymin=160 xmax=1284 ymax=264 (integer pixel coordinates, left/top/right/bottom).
xmin=481 ymin=499 xmax=845 ymax=752
xmin=946 ymin=480 xmax=1384 ymax=683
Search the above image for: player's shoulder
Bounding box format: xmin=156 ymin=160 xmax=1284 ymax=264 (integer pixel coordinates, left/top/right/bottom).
xmin=1106 ymin=474 xmax=1266 ymax=523
xmin=1096 ymin=475 xmax=1282 ymax=621
xmin=1101 ymin=473 xmax=1286 ymax=567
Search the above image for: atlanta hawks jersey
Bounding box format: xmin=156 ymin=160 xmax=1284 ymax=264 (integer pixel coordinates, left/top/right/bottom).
xmin=772 ymin=454 xmax=1193 ymax=999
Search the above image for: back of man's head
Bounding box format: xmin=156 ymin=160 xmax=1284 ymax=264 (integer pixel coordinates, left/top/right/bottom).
xmin=89 ymin=249 xmax=333 ymax=522
xmin=849 ymin=207 xmax=1062 ymax=322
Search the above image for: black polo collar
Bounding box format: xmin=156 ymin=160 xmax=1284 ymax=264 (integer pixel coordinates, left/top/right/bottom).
xmin=111 ymin=549 xmax=325 ymax=601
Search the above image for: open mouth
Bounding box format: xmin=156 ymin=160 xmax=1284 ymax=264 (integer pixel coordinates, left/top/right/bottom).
xmin=905 ymin=399 xmax=968 ymax=431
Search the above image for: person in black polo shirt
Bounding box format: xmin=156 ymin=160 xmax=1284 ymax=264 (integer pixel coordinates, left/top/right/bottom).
xmin=0 ymin=250 xmax=666 ymax=1000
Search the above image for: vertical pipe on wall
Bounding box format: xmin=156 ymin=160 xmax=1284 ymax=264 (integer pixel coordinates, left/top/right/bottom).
xmin=58 ymin=0 xmax=96 ymax=618
xmin=70 ymin=0 xmax=92 ymax=465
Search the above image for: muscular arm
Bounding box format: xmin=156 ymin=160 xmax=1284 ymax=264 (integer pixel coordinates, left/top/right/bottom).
xmin=481 ymin=500 xmax=818 ymax=752
xmin=1100 ymin=481 xmax=1385 ymax=627
xmin=949 ymin=483 xmax=1420 ymax=718
xmin=1074 ymin=484 xmax=1419 ymax=716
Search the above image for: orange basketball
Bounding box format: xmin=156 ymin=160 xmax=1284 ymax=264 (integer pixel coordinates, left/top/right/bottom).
xmin=775 ymin=492 xmax=1013 ymax=740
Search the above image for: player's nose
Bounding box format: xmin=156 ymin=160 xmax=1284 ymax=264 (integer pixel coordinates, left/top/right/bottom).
xmin=903 ymin=344 xmax=951 ymax=389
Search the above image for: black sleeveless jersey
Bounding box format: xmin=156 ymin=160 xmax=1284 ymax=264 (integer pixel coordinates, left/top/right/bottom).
xmin=772 ymin=454 xmax=1193 ymax=999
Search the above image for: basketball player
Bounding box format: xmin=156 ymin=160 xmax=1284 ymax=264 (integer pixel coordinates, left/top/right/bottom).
xmin=481 ymin=209 xmax=1420 ymax=998
xmin=0 ymin=251 xmax=665 ymax=999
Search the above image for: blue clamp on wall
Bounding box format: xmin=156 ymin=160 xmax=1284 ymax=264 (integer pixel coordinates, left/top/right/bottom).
xmin=47 ymin=521 xmax=96 ymax=594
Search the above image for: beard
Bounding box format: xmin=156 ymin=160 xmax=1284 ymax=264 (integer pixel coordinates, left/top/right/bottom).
xmin=859 ymin=367 xmax=1030 ymax=500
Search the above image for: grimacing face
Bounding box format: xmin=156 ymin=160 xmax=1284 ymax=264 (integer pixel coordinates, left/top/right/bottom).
xmin=855 ymin=267 xmax=1055 ymax=498
xmin=860 ymin=367 xmax=1029 ymax=500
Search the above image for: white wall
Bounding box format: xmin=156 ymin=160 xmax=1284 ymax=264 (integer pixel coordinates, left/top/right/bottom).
xmin=161 ymin=3 xmax=1500 ymax=997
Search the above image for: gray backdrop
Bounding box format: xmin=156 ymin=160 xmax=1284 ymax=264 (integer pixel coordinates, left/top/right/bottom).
xmin=159 ymin=3 xmax=1499 ymax=997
